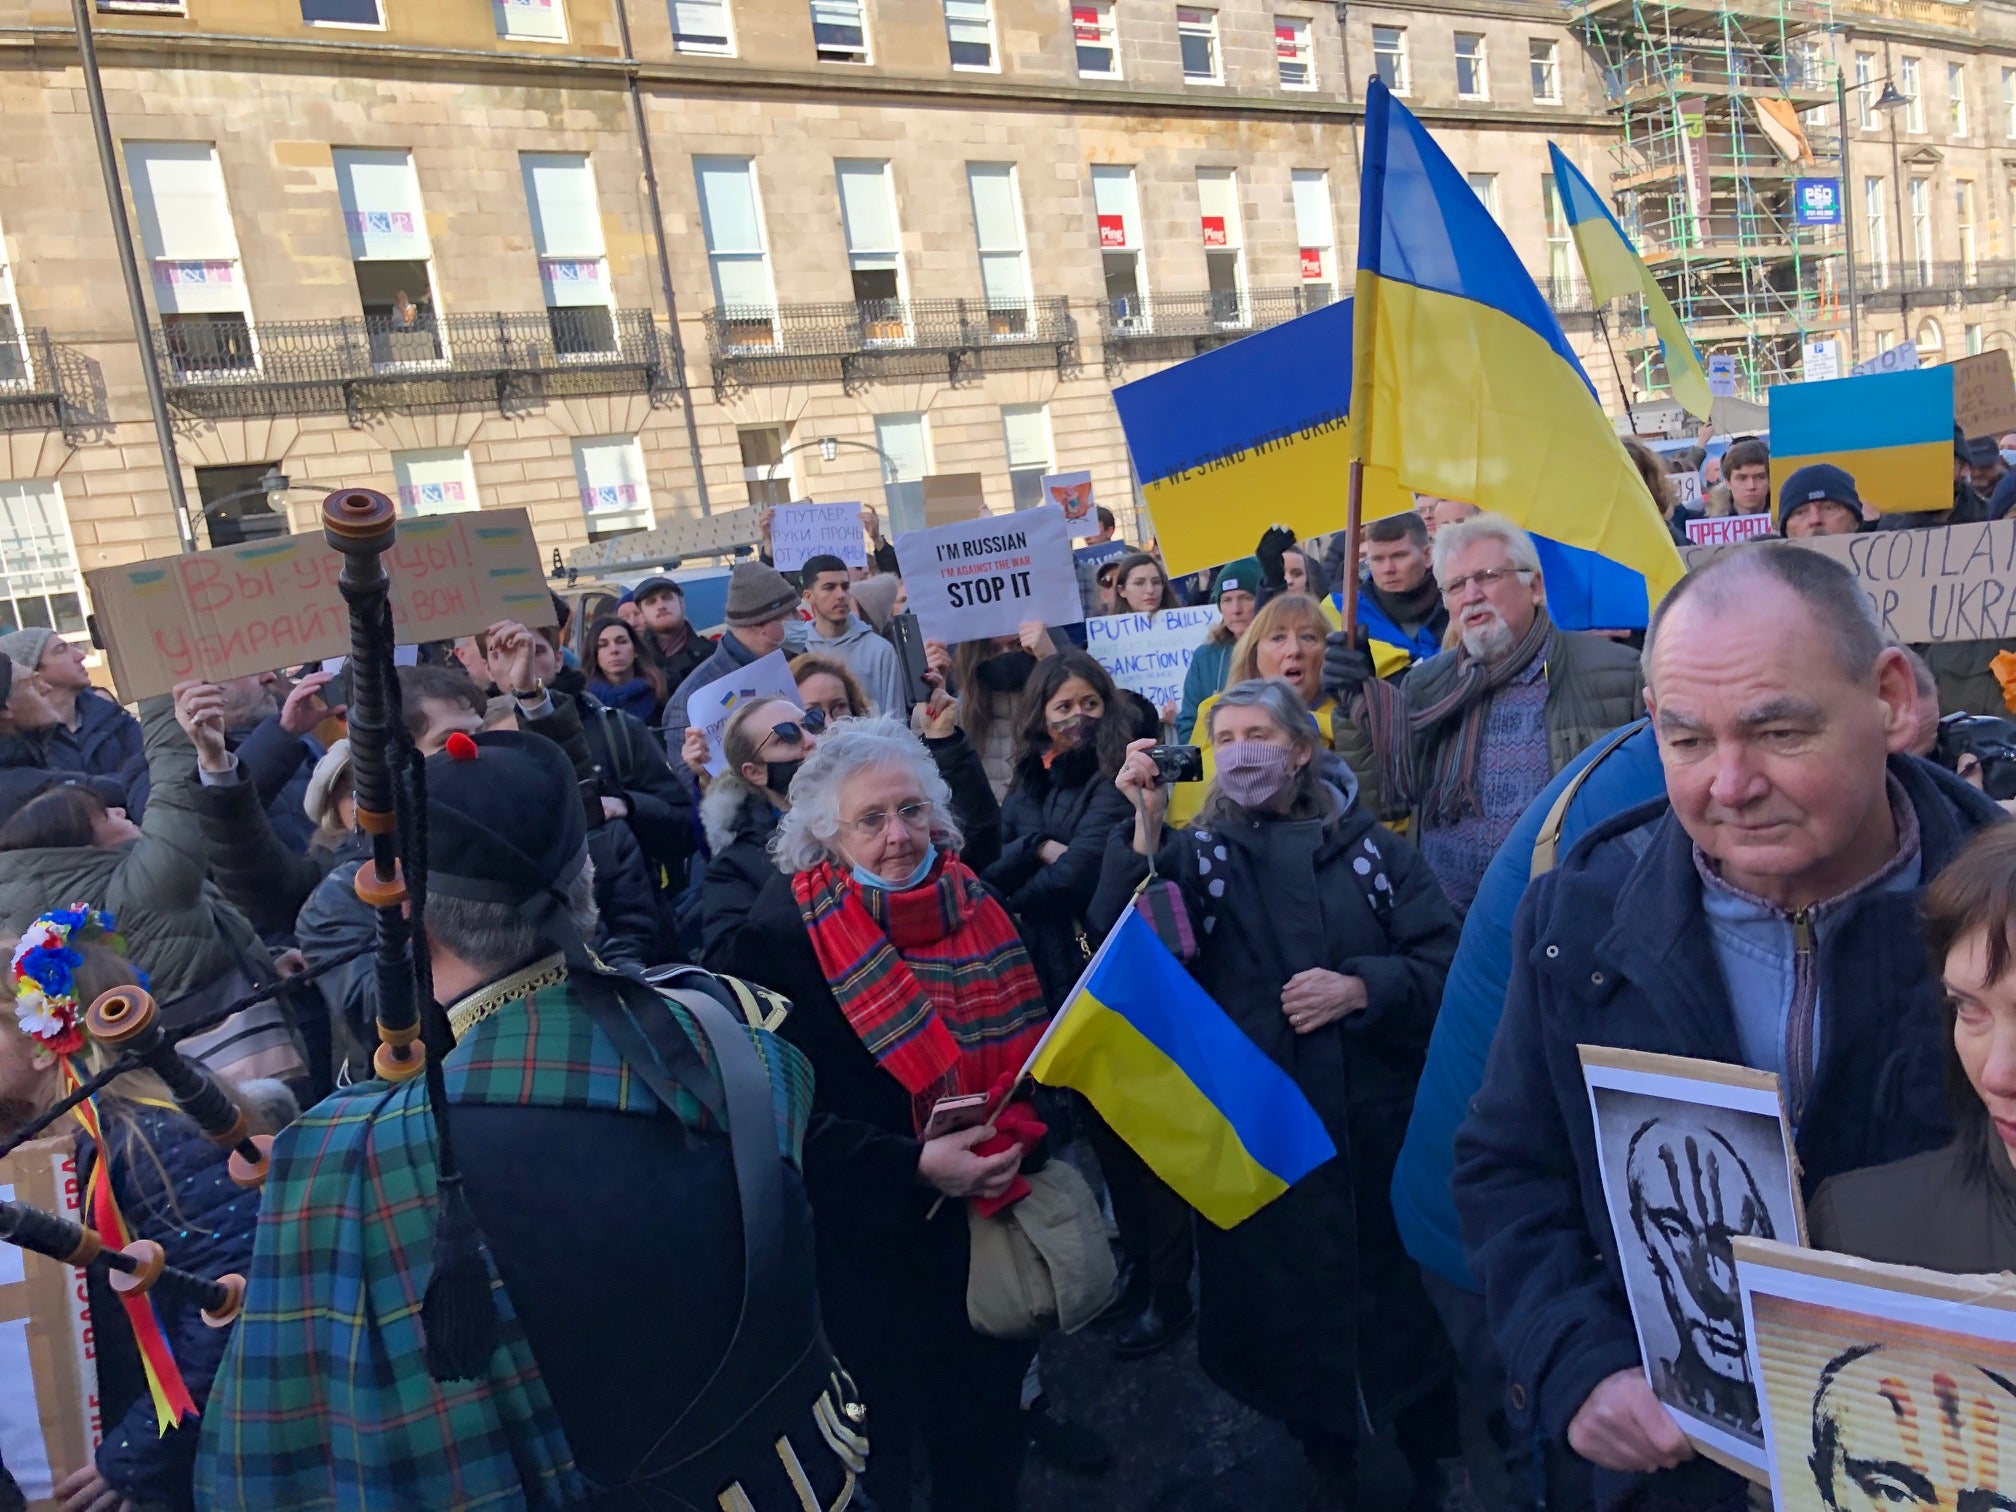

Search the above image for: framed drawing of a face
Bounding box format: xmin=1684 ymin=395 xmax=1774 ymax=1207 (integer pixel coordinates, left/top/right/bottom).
xmin=1580 ymin=1045 xmax=1807 ymax=1479
xmin=1736 ymin=1237 xmax=2016 ymax=1512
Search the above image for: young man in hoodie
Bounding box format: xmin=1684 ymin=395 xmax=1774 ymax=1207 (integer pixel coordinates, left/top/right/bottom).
xmin=791 ymin=553 xmax=907 ymax=717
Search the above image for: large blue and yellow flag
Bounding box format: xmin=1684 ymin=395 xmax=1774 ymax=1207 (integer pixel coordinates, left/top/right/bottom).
xmin=1025 ymin=907 xmax=1335 ymax=1229
xmin=1548 ymin=143 xmax=1714 ymax=424
xmin=1110 ymin=298 xmax=1412 ymax=578
xmin=1767 ymin=366 xmax=1955 ymax=518
xmin=1352 ymin=78 xmax=1686 ymax=615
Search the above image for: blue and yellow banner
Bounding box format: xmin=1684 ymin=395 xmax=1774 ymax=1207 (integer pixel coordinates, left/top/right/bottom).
xmin=1026 ymin=908 xmax=1335 ymax=1229
xmin=1767 ymin=367 xmax=1954 ymax=518
xmin=1549 ymin=144 xmax=1714 ymax=424
xmin=1351 ymin=78 xmax=1686 ymax=617
xmin=1110 ymin=298 xmax=1412 ymax=578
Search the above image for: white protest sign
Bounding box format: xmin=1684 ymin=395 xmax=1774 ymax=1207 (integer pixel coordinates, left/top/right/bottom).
xmin=1685 ymin=512 xmax=1773 ymax=546
xmin=1707 ymin=353 xmax=1738 ymax=398
xmin=684 ymin=648 xmax=802 ymax=775
xmin=893 ymin=503 xmax=1083 ymax=643
xmin=1673 ymin=470 xmax=1703 ymax=510
xmin=1040 ymin=470 xmax=1098 ymax=536
xmin=1083 ymin=607 xmax=1221 ymax=711
xmin=1853 ymin=342 xmax=1919 ymax=377
xmin=769 ymin=503 xmax=866 ymax=573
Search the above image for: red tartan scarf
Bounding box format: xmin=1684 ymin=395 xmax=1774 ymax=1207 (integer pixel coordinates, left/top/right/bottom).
xmin=792 ymin=854 xmax=1050 ymax=1131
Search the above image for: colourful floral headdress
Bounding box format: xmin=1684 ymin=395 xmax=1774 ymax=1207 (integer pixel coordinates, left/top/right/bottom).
xmin=9 ymin=905 xmax=132 ymax=1058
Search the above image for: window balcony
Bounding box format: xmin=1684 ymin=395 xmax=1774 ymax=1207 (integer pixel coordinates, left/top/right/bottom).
xmin=706 ymin=296 xmax=1077 ymax=392
xmin=1102 ymin=286 xmax=1335 ymax=362
xmin=0 ymin=326 xmax=90 ymax=439
xmin=1857 ymin=259 xmax=2016 ymax=301
xmin=150 ymin=308 xmax=677 ymax=422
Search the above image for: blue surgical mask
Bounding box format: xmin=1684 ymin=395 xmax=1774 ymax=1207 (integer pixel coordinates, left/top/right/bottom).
xmin=852 ymin=842 xmax=938 ymax=893
xmin=2000 ymin=448 xmax=2016 ymax=469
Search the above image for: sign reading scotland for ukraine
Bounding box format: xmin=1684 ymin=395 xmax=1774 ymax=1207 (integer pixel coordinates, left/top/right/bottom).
xmin=1767 ymin=367 xmax=1954 ymax=519
xmin=1110 ymin=299 xmax=1412 ymax=578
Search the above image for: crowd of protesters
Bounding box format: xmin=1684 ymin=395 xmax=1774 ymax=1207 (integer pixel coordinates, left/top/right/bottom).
xmin=1 ymin=435 xmax=2014 ymax=1512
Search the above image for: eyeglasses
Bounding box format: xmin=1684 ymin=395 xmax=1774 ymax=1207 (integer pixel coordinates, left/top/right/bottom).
xmin=1439 ymin=565 xmax=1528 ymax=598
xmin=761 ymin=708 xmax=830 ymax=749
xmin=838 ymin=800 xmax=932 ymax=838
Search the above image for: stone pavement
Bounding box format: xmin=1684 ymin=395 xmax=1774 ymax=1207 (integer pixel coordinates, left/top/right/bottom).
xmin=1019 ymin=1321 xmax=1416 ymax=1512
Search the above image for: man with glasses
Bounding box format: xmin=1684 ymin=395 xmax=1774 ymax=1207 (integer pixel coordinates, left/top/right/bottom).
xmin=1322 ymin=513 xmax=1644 ymax=916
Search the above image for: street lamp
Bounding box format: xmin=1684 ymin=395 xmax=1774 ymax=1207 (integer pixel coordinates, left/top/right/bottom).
xmin=763 ymin=435 xmax=900 ymax=501
xmin=1833 ymin=67 xmax=1911 ymax=364
xmin=198 ymin=466 xmax=293 ymax=545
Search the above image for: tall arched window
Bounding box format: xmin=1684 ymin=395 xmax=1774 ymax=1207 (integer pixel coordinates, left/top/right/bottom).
xmin=1915 ymin=318 xmax=1945 ymax=361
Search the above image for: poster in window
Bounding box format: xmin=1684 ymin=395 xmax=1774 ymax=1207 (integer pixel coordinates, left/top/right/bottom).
xmin=1200 ymin=216 xmax=1227 ymax=248
xmin=1097 ymin=214 xmax=1127 ymax=249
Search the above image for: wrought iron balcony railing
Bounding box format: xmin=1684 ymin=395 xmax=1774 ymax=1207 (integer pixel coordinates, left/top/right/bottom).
xmin=707 ymin=297 xmax=1076 ymax=389
xmin=1101 ymin=286 xmax=1333 ymax=354
xmin=1857 ymin=260 xmax=2016 ymax=297
xmin=0 ymin=325 xmax=89 ymax=438
xmin=151 ymin=307 xmax=676 ymax=421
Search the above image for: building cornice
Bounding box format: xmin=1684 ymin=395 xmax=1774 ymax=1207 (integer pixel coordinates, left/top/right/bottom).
xmin=0 ymin=22 xmax=1618 ymax=129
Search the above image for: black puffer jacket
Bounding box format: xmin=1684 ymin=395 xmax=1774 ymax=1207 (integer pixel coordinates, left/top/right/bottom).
xmin=697 ymin=777 xmax=782 ymax=974
xmin=984 ymin=739 xmax=1137 ymax=1010
xmin=84 ymin=1104 xmax=261 ymax=1511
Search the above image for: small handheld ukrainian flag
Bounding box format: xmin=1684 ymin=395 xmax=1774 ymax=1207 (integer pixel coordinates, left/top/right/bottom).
xmin=1024 ymin=907 xmax=1335 ymax=1229
xmin=1351 ymin=78 xmax=1686 ymax=615
xmin=1547 ymin=143 xmax=1714 ymax=424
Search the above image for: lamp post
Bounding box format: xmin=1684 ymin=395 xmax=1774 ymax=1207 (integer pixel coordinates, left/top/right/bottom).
xmin=762 ymin=435 xmax=900 ymax=502
xmin=1832 ymin=64 xmax=1911 ymax=364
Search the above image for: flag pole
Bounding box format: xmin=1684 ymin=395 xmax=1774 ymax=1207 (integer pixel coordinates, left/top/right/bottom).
xmin=1596 ymin=309 xmax=1641 ymax=435
xmin=1337 ymin=458 xmax=1364 ymax=638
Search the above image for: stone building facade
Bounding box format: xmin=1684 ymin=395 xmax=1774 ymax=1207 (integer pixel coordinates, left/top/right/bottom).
xmin=0 ymin=0 xmax=2011 ymax=629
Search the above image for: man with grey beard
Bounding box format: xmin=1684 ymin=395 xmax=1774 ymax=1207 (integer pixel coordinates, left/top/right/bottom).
xmin=1323 ymin=513 xmax=1645 ymax=915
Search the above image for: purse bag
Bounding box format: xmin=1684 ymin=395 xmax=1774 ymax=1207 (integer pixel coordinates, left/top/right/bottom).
xmin=965 ymin=1159 xmax=1119 ymax=1340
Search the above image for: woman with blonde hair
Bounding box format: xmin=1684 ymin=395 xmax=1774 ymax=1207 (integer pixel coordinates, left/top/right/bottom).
xmin=792 ymin=650 xmax=872 ymax=724
xmin=1170 ymin=593 xmax=1387 ymax=825
xmin=0 ymin=921 xmax=282 ymax=1512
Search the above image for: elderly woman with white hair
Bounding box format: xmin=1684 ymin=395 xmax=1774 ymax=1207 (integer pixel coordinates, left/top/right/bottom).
xmin=1091 ymin=677 xmax=1465 ymax=1512
xmin=729 ymin=714 xmax=1050 ymax=1512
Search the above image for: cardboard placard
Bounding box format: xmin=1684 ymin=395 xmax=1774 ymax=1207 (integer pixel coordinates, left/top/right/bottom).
xmin=893 ymin=504 xmax=1082 ymax=643
xmin=683 ymin=648 xmax=801 ymax=776
xmin=1680 ymin=519 xmax=2016 ymax=644
xmin=1040 ymin=470 xmax=1097 ymax=534
xmin=921 ymin=473 xmax=986 ymax=529
xmin=1083 ymin=607 xmax=1221 ymax=711
xmin=86 ymin=510 xmax=554 ymax=701
xmin=0 ymin=1138 xmax=100 ymax=1510
xmin=1735 ymin=1237 xmax=2016 ymax=1512
xmin=1685 ymin=513 xmax=1773 ymax=546
xmin=1950 ymin=349 xmax=2016 ymax=439
xmin=769 ymin=503 xmax=866 ymax=573
xmin=564 ymin=505 xmax=764 ymax=573
xmin=1578 ymin=1047 xmax=1805 ymax=1482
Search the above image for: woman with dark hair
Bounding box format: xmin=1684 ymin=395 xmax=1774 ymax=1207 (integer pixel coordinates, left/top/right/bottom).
xmin=1112 ymin=552 xmax=1175 ymax=615
xmin=983 ymin=650 xmax=1185 ymax=1358
xmin=1092 ymin=678 xmax=1463 ymax=1512
xmin=985 ymin=651 xmax=1154 ymax=1009
xmin=938 ymin=624 xmax=1057 ymax=800
xmin=1810 ymin=824 xmax=2016 ymax=1271
xmin=584 ymin=614 xmax=666 ymax=724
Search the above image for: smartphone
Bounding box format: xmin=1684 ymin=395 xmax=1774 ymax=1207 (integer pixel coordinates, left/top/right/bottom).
xmin=889 ymin=612 xmax=934 ymax=709
xmin=1148 ymin=744 xmax=1204 ymax=785
xmin=921 ymin=1091 xmax=992 ymax=1140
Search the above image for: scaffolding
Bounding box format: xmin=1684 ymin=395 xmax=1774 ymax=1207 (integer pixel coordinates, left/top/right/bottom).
xmin=1574 ymin=0 xmax=1847 ymax=401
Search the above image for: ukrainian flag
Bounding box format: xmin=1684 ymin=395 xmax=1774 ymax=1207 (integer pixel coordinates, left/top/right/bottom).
xmin=1026 ymin=908 xmax=1335 ymax=1229
xmin=1352 ymin=79 xmax=1686 ymax=613
xmin=1767 ymin=366 xmax=1954 ymax=518
xmin=1548 ymin=144 xmax=1713 ymax=424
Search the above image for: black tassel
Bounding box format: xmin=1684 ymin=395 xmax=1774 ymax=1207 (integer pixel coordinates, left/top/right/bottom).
xmin=420 ymin=1172 xmax=499 ymax=1382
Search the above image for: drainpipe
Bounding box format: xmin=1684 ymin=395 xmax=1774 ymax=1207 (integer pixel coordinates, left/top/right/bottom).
xmin=613 ymin=0 xmax=712 ymax=513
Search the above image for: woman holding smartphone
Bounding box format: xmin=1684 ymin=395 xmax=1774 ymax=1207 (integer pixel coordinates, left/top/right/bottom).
xmin=1093 ymin=677 xmax=1464 ymax=1512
